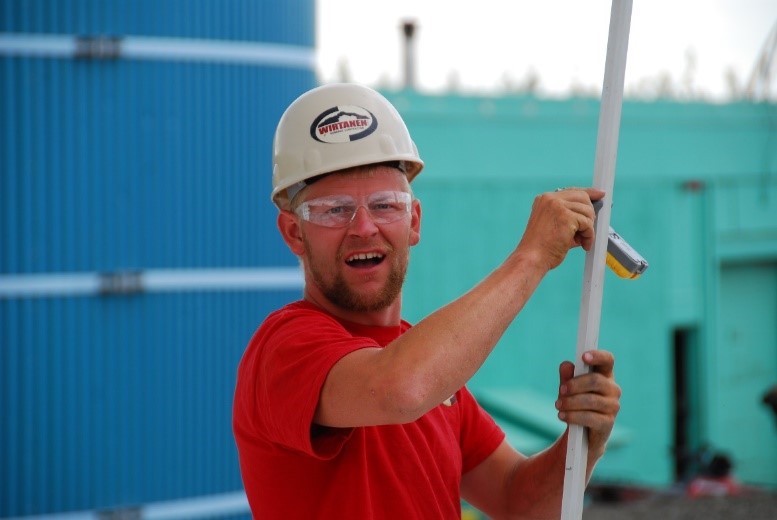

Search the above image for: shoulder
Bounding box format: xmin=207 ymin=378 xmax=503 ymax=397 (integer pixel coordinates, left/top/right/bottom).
xmin=260 ymin=300 xmax=347 ymax=336
xmin=249 ymin=301 xmax=378 ymax=360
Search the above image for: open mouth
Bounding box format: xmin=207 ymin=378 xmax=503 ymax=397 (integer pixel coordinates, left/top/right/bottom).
xmin=345 ymin=252 xmax=385 ymax=268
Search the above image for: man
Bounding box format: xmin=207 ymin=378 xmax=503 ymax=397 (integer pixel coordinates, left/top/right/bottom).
xmin=233 ymin=83 xmax=621 ymax=519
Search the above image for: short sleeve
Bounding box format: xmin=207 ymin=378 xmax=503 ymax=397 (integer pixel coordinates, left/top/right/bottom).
xmin=457 ymin=387 xmax=506 ymax=473
xmin=253 ymin=307 xmax=378 ymax=458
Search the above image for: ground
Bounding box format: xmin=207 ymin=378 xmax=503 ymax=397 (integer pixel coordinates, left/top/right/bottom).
xmin=461 ymin=484 xmax=777 ymax=519
xmin=583 ymin=486 xmax=777 ymax=520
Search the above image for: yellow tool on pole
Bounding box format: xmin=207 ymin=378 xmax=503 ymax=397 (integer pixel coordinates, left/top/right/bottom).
xmin=560 ymin=1 xmax=634 ymax=519
xmin=594 ymin=200 xmax=649 ymax=279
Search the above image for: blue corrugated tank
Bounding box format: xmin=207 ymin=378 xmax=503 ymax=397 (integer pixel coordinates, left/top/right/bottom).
xmin=1 ymin=1 xmax=314 ymax=517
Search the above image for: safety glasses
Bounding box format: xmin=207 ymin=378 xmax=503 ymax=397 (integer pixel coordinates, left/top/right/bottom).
xmin=295 ymin=190 xmax=412 ymax=228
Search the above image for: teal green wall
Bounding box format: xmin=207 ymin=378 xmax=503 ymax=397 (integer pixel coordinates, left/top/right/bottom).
xmin=386 ymin=91 xmax=777 ymax=488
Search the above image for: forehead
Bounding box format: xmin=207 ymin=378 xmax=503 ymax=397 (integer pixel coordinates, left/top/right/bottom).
xmin=303 ymin=166 xmax=409 ymax=199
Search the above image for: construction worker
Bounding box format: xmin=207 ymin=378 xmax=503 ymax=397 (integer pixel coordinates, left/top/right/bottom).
xmin=233 ymin=83 xmax=621 ymax=519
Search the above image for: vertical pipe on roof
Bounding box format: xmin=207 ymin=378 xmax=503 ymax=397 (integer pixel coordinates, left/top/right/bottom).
xmin=401 ymin=20 xmax=417 ymax=90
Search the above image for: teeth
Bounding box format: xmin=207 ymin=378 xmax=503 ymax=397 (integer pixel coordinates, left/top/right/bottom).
xmin=347 ymin=252 xmax=384 ymax=262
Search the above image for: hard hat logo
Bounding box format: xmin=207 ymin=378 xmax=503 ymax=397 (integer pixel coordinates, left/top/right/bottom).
xmin=271 ymin=83 xmax=423 ymax=210
xmin=310 ymin=105 xmax=377 ymax=143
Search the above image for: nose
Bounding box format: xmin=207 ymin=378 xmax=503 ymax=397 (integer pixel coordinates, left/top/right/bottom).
xmin=347 ymin=205 xmax=379 ymax=236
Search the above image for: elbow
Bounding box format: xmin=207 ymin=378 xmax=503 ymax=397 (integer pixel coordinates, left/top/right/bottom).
xmin=374 ymin=371 xmax=435 ymax=424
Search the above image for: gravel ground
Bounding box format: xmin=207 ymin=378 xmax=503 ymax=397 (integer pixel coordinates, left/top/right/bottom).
xmin=583 ymin=489 xmax=777 ymax=520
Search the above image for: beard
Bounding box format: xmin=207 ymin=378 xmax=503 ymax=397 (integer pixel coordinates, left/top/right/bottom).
xmin=302 ymin=234 xmax=408 ymax=312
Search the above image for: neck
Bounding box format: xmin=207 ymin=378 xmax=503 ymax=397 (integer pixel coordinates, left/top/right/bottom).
xmin=303 ymin=289 xmax=403 ymax=327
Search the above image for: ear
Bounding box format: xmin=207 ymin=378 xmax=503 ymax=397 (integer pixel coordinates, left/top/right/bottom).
xmin=277 ymin=210 xmax=306 ymax=256
xmin=409 ymin=199 xmax=421 ymax=246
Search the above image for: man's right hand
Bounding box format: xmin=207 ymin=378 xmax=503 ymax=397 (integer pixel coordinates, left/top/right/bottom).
xmin=516 ymin=188 xmax=605 ymax=271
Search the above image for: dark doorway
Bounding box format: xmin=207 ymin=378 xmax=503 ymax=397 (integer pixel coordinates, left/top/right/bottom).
xmin=673 ymin=327 xmax=698 ymax=481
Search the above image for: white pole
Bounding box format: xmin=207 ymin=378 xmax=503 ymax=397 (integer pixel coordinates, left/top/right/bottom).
xmin=560 ymin=1 xmax=633 ymax=519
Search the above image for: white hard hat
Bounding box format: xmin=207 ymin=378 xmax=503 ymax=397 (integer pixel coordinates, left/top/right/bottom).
xmin=271 ymin=83 xmax=424 ymax=209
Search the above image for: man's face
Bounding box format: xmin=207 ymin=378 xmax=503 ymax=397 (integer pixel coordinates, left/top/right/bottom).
xmin=292 ymin=167 xmax=420 ymax=313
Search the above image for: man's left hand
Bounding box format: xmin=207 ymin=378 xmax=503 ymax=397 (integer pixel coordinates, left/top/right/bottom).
xmin=556 ymin=350 xmax=621 ymax=457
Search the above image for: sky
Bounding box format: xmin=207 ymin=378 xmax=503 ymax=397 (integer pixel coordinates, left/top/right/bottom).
xmin=316 ymin=0 xmax=777 ymax=100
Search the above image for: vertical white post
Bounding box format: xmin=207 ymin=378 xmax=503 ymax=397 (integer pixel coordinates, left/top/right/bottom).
xmin=560 ymin=1 xmax=633 ymax=519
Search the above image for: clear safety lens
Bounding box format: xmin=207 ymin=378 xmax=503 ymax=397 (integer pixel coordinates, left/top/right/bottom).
xmin=296 ymin=191 xmax=412 ymax=228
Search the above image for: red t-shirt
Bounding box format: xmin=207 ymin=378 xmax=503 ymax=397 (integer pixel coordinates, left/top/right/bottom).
xmin=233 ymin=300 xmax=505 ymax=519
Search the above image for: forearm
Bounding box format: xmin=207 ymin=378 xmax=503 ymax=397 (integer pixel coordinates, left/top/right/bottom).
xmin=503 ymin=431 xmax=603 ymax=519
xmin=381 ymin=251 xmax=548 ymax=418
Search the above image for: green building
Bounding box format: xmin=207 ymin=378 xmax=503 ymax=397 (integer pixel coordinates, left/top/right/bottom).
xmin=386 ymin=90 xmax=777 ymax=489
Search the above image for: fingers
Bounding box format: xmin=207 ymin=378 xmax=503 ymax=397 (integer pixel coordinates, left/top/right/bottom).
xmin=562 ymin=189 xmax=605 ymax=251
xmin=556 ymin=350 xmax=621 ymax=451
xmin=572 ymin=209 xmax=596 ymax=251
xmin=517 ymin=188 xmax=606 ymax=271
xmin=556 ymin=379 xmax=621 ymax=419
xmin=557 ymin=350 xmax=620 ymax=409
